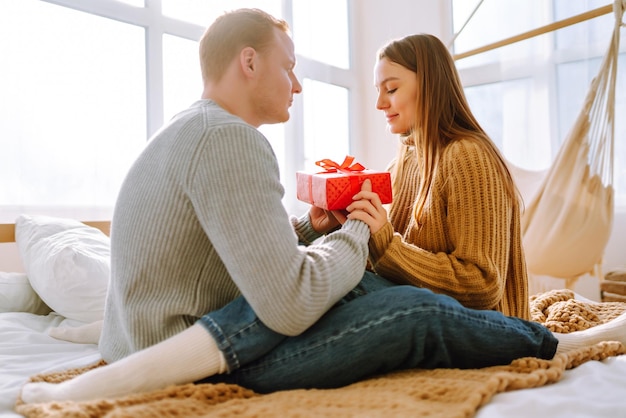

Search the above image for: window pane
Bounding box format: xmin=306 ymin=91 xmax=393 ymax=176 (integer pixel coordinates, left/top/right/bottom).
xmin=302 ymin=79 xmax=349 ymax=171
xmin=556 ymin=58 xmax=602 ymax=142
xmin=0 ymin=0 xmax=146 ymax=220
xmin=162 ymin=0 xmax=282 ymax=27
xmin=453 ymin=0 xmax=549 ymax=68
xmin=163 ymin=35 xmax=203 ymax=121
xmin=292 ymin=0 xmax=349 ymax=68
xmin=465 ymin=79 xmax=552 ymax=170
xmin=554 ymin=0 xmax=613 ymax=50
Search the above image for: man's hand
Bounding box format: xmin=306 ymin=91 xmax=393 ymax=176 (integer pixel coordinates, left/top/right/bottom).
xmin=309 ymin=206 xmax=341 ymax=233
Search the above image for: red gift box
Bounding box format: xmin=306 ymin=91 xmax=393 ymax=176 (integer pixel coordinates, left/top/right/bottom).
xmin=296 ymin=156 xmax=393 ymax=210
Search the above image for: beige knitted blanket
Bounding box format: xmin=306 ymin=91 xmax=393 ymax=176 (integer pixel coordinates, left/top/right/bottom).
xmin=14 ymin=289 xmax=626 ymax=418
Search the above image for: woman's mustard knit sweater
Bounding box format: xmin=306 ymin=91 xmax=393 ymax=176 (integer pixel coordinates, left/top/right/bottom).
xmin=368 ymin=139 xmax=530 ymax=319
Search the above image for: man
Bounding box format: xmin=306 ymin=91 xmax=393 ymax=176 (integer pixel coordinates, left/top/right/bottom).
xmin=21 ymin=8 xmax=557 ymax=404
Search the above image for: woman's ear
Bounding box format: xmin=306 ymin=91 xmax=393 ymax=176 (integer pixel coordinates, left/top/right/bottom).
xmin=240 ymin=47 xmax=257 ymax=78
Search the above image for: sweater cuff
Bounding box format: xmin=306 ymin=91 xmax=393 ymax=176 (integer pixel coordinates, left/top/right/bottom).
xmin=290 ymin=213 xmax=323 ymax=245
xmin=368 ymin=222 xmax=394 ymax=262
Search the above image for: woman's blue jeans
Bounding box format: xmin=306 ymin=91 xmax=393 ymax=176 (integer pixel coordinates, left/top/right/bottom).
xmin=197 ymin=271 xmax=557 ymax=393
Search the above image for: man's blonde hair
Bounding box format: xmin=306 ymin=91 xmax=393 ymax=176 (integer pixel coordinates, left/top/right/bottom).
xmin=199 ymin=8 xmax=290 ymax=84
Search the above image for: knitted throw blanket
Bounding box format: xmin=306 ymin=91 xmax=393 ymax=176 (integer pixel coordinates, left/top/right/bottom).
xmin=14 ymin=289 xmax=626 ymax=418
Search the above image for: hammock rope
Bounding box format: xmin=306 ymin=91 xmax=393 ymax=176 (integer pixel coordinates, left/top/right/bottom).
xmin=521 ymin=0 xmax=623 ymax=287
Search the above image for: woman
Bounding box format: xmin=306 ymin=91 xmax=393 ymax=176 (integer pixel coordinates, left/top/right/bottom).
xmin=345 ymin=33 xmax=625 ymax=354
xmin=347 ymin=34 xmax=528 ymax=318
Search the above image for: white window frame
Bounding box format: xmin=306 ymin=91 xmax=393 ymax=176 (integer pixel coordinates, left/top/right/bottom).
xmin=9 ymin=0 xmax=358 ymax=216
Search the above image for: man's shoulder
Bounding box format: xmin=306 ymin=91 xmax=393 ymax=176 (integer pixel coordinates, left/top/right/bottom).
xmin=156 ymin=101 xmax=262 ymax=148
xmin=180 ymin=100 xmax=249 ymax=128
xmin=196 ymin=101 xmax=265 ymax=142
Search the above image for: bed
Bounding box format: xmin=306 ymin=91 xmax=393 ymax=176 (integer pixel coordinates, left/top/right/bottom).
xmin=1 ymin=214 xmax=626 ymax=418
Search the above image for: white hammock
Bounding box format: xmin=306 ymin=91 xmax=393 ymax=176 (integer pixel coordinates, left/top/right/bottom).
xmin=521 ymin=0 xmax=623 ymax=285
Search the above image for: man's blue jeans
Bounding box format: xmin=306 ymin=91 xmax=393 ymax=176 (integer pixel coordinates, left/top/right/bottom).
xmin=197 ymin=271 xmax=557 ymax=393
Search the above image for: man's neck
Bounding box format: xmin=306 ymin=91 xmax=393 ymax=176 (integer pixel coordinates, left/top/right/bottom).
xmin=201 ymin=85 xmax=259 ymax=128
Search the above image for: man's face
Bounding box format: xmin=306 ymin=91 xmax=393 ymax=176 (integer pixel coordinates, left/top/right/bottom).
xmin=253 ymin=29 xmax=302 ymax=125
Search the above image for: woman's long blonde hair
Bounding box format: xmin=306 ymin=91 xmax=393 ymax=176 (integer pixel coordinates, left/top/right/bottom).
xmin=378 ymin=34 xmax=520 ymax=223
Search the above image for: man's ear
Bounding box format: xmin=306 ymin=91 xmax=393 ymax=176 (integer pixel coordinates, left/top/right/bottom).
xmin=240 ymin=47 xmax=257 ymax=78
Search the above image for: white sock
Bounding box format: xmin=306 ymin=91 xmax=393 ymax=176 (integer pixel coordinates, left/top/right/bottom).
xmin=554 ymin=311 xmax=626 ymax=355
xmin=21 ymin=323 xmax=227 ymax=403
xmin=48 ymin=320 xmax=103 ymax=345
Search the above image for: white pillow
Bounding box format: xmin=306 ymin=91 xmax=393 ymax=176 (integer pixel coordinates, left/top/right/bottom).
xmin=15 ymin=214 xmax=110 ymax=323
xmin=0 ymin=272 xmax=51 ymax=314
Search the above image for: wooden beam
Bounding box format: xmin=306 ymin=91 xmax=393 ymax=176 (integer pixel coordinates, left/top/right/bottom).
xmin=453 ymin=4 xmax=613 ymax=60
xmin=0 ymin=221 xmax=111 ymax=243
xmin=0 ymin=224 xmax=15 ymax=243
xmin=84 ymin=221 xmax=112 ymax=237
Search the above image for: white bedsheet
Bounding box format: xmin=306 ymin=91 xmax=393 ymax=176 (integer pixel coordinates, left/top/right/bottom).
xmin=0 ymin=312 xmax=100 ymax=417
xmin=477 ymin=356 xmax=626 ymax=418
xmin=1 ymin=311 xmax=626 ymax=418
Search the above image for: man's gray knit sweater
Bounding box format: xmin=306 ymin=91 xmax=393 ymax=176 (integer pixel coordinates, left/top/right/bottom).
xmin=99 ymin=100 xmax=370 ymax=363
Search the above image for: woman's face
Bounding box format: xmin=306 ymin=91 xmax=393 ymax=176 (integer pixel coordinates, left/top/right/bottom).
xmin=374 ymin=57 xmax=417 ymax=135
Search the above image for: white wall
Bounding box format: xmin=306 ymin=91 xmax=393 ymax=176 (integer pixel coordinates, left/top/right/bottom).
xmin=0 ymin=244 xmax=21 ymax=272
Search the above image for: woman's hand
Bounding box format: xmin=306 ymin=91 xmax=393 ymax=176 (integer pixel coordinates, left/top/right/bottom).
xmin=346 ymin=179 xmax=388 ymax=234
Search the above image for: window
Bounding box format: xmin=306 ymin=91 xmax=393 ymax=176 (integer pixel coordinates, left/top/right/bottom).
xmin=0 ymin=0 xmax=147 ymax=221
xmin=162 ymin=34 xmax=203 ymax=122
xmin=452 ymin=0 xmax=626 ymax=206
xmin=302 ymin=79 xmax=350 ymax=171
xmin=292 ymin=0 xmax=350 ymax=69
xmin=161 ymin=0 xmax=282 ymax=28
xmin=0 ymin=0 xmax=353 ymax=221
